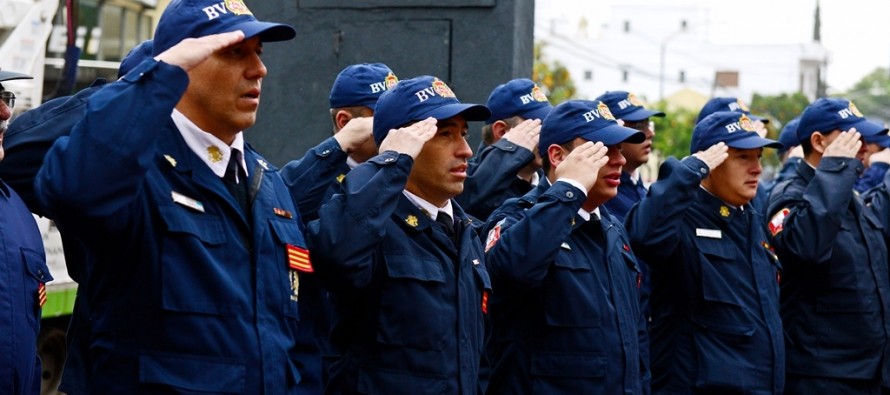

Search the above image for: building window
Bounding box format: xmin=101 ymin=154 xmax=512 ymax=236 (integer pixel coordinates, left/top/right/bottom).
xmin=623 ymin=20 xmax=630 ymax=33
xmin=622 ymin=70 xmax=629 ymax=82
xmin=679 ymin=70 xmax=686 ymax=83
xmin=584 ymin=70 xmax=593 ymax=81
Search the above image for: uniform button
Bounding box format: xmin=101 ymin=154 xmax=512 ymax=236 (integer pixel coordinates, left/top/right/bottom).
xmin=321 ymin=149 xmax=331 ymax=155
xmin=384 ymin=157 xmax=395 ymax=163
xmin=700 ymin=168 xmax=707 ymax=174
xmin=566 ymin=191 xmax=575 ymax=199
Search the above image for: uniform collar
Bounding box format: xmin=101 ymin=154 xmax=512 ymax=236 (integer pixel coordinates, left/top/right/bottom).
xmin=402 ymin=189 xmax=454 ymax=220
xmin=698 ymin=186 xmax=744 ymax=223
xmin=172 ymin=109 xmax=248 ymax=180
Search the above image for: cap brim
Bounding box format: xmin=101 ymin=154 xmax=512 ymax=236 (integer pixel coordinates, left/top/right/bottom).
xmin=238 ymin=21 xmax=296 ymax=42
xmin=580 ymin=123 xmax=646 ymax=146
xmin=518 ymin=105 xmax=553 ymax=122
xmin=426 ymin=103 xmax=492 ymax=123
xmin=726 ymin=133 xmax=783 ymax=150
xmin=0 ymin=70 xmax=33 ymax=82
xmin=622 ymin=108 xmax=665 ymax=121
xmin=850 ymin=119 xmax=888 ymax=137
xmin=749 ymin=114 xmax=770 ymax=124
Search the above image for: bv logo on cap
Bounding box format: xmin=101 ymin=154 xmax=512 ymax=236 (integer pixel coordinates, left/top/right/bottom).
xmin=582 ymin=102 xmax=616 ymax=122
xmin=725 ymin=114 xmax=756 ymax=134
xmin=202 ymin=0 xmax=252 ymax=19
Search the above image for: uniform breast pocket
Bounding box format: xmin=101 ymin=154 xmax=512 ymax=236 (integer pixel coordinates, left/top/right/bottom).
xmin=269 ymin=218 xmax=306 ymax=319
xmin=158 ymin=205 xmax=239 ymax=316
xmin=695 ymin=238 xmax=743 ymax=307
xmin=544 ymin=255 xmax=602 ymax=328
xmin=22 ymin=247 xmax=52 ymax=330
xmin=377 ymin=255 xmax=448 ymax=351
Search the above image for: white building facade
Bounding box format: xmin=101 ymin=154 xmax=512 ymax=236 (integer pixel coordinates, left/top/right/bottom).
xmin=536 ymin=2 xmax=829 ymax=106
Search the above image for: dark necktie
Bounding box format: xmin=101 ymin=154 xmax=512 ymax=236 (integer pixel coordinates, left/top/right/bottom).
xmin=223 ymin=152 xmax=249 ymax=214
xmin=435 ymin=212 xmax=456 ymax=241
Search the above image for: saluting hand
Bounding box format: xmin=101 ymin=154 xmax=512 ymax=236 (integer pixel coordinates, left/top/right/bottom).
xmin=554 ymin=141 xmax=609 ymax=191
xmin=692 ymin=142 xmax=729 ymax=172
xmin=501 ymin=119 xmax=542 ymax=153
xmin=378 ymin=117 xmax=438 ymax=159
xmin=823 ymin=129 xmax=862 ymax=159
xmin=154 ymin=31 xmax=245 ymax=72
xmin=334 ymin=117 xmax=374 ymax=154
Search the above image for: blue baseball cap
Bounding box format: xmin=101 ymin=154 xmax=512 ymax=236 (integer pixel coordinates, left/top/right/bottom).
xmin=691 ymin=111 xmax=782 ymax=153
xmin=373 ymin=76 xmax=490 ymax=146
xmin=596 ymin=91 xmax=665 ymax=121
xmin=152 ymin=0 xmax=296 ymax=56
xmin=539 ymin=100 xmax=645 ymax=157
xmin=696 ymin=97 xmax=769 ymax=124
xmin=777 ymin=117 xmax=800 ymax=155
xmin=329 ymin=63 xmax=398 ymax=109
xmin=485 ymin=78 xmax=553 ymax=124
xmin=118 ymin=40 xmax=153 ymax=78
xmin=0 ymin=69 xmax=31 ymax=82
xmin=797 ymin=97 xmax=888 ymax=143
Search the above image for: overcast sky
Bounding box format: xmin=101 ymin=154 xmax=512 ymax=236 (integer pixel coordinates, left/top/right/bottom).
xmin=536 ymin=0 xmax=890 ymax=93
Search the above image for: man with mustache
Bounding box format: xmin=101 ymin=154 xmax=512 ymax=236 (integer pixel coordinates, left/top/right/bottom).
xmin=308 ymin=75 xmax=492 ymax=393
xmin=0 ymin=68 xmax=49 ymax=395
xmin=482 ymin=99 xmax=648 ymax=394
xmin=626 ymin=111 xmax=785 ymax=394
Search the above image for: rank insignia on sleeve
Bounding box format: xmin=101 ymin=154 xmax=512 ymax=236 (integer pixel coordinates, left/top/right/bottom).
xmin=286 ymin=244 xmax=313 ymax=273
xmin=769 ymin=208 xmax=790 ymax=236
xmin=405 ymin=215 xmax=419 ymax=228
xmin=273 ymin=207 xmax=293 ymax=219
xmin=38 ymin=283 xmax=47 ymax=308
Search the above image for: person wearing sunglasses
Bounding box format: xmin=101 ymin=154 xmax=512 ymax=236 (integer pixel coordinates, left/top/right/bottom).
xmin=0 ymin=68 xmax=51 ymax=395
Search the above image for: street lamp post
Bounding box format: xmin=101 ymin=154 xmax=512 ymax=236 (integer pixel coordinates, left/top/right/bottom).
xmin=659 ymin=28 xmax=686 ymax=102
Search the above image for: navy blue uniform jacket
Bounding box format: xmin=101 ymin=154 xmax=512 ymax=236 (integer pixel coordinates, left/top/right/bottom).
xmin=35 ymin=59 xmax=322 ymax=394
xmin=456 ymin=139 xmax=535 ymax=221
xmin=308 ymin=151 xmax=491 ymax=394
xmin=767 ymin=157 xmax=890 ymax=380
xmin=483 ymin=180 xmax=647 ymax=394
xmin=626 ymin=156 xmax=784 ymax=395
xmin=0 ymin=180 xmax=50 ymax=395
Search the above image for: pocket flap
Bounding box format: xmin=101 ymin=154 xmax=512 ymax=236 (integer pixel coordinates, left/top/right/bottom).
xmin=817 ymin=291 xmax=877 ymax=313
xmin=139 ymin=353 xmax=245 ymax=393
xmin=22 ymin=247 xmax=53 ymax=283
xmin=158 ymin=205 xmax=226 ymax=245
xmin=269 ymin=218 xmax=305 ymax=246
xmin=472 ymin=263 xmax=492 ymax=290
xmin=530 ymin=352 xmax=606 ymax=378
xmin=384 ymin=254 xmax=446 ymax=283
xmin=694 ymin=237 xmax=737 ymax=260
xmin=357 ymin=368 xmax=446 ymax=395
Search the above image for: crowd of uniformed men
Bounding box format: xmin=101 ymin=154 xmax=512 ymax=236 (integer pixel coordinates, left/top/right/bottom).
xmin=3 ymin=0 xmax=890 ymax=394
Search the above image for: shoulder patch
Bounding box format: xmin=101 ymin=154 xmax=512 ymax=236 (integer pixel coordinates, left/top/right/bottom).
xmin=484 ymin=218 xmax=506 ymax=252
xmin=768 ymin=208 xmax=790 ymax=236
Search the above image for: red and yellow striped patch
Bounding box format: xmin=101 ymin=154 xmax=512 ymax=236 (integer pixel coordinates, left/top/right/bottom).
xmin=481 ymin=291 xmax=489 ymax=314
xmin=38 ymin=283 xmax=47 ymax=308
xmin=287 ymin=244 xmax=313 ymax=273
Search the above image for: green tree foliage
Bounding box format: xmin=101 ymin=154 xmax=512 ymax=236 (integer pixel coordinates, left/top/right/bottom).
xmin=651 ymin=103 xmax=697 ymax=160
xmin=533 ymin=42 xmax=576 ymax=104
xmin=843 ymin=68 xmax=890 ymax=122
xmin=749 ymin=92 xmax=810 ymax=169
